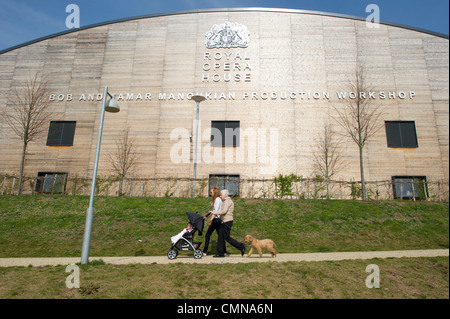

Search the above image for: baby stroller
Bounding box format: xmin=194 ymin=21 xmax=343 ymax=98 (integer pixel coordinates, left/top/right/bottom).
xmin=167 ymin=212 xmax=210 ymax=260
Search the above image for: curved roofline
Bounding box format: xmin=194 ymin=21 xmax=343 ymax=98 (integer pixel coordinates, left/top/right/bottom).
xmin=1 ymin=7 xmax=448 ymax=54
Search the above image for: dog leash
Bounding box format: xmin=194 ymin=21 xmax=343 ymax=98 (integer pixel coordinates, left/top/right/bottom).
xmin=206 ymin=210 xmax=245 ymax=239
xmin=221 ymin=221 xmax=245 ymax=239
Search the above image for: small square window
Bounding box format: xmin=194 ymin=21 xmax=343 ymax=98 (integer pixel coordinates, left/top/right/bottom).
xmin=385 ymin=121 xmax=418 ymax=148
xmin=211 ymin=121 xmax=240 ymax=147
xmin=392 ymin=176 xmax=428 ymax=200
xmin=35 ymin=172 xmax=67 ymax=194
xmin=47 ymin=121 xmax=76 ymax=146
xmin=209 ymin=174 xmax=240 ymax=197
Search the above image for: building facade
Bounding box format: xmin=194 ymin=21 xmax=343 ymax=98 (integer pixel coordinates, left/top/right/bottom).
xmin=0 ymin=8 xmax=448 ymax=198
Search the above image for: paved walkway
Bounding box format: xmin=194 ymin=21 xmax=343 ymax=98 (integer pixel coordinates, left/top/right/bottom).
xmin=0 ymin=249 xmax=447 ymax=267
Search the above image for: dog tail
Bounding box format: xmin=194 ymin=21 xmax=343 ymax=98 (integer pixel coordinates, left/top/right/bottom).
xmin=272 ymin=241 xmax=277 ymax=247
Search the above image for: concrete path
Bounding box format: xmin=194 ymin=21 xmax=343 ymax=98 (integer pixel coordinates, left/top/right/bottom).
xmin=0 ymin=249 xmax=447 ymax=267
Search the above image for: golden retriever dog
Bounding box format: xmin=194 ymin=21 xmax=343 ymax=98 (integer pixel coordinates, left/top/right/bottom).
xmin=244 ymin=235 xmax=277 ymax=258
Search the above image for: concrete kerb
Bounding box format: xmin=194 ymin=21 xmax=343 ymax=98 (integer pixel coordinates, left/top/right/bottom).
xmin=0 ymin=249 xmax=448 ymax=267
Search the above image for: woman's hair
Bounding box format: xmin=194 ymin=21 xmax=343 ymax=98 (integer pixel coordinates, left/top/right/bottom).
xmin=211 ymin=187 xmax=219 ymax=205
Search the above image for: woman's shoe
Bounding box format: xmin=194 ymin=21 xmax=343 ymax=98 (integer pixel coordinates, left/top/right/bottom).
xmin=213 ymin=254 xmax=225 ymax=258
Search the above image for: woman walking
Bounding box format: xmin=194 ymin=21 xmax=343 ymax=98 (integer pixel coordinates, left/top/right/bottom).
xmin=211 ymin=189 xmax=246 ymax=258
xmin=202 ymin=187 xmax=223 ymax=256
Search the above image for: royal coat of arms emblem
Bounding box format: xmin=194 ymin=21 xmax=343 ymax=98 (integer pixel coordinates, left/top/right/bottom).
xmin=205 ymin=22 xmax=250 ymax=49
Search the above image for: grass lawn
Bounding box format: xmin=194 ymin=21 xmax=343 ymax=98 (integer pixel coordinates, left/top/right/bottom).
xmin=0 ymin=257 xmax=448 ymax=299
xmin=0 ymin=195 xmax=448 ymax=300
xmin=0 ymin=195 xmax=448 ymax=257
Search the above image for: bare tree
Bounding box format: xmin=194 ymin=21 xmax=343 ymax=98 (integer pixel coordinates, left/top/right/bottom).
xmin=331 ymin=63 xmax=384 ymax=200
xmin=3 ymin=72 xmax=54 ymax=194
xmin=313 ymin=123 xmax=344 ymax=199
xmin=107 ymin=127 xmax=139 ymax=196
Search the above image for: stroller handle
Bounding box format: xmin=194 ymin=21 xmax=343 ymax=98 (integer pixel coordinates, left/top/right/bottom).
xmin=204 ymin=212 xmax=212 ymax=219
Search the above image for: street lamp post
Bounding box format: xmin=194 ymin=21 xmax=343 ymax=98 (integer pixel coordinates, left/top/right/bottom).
xmin=191 ymin=95 xmax=206 ymax=198
xmin=81 ymin=86 xmax=120 ymax=264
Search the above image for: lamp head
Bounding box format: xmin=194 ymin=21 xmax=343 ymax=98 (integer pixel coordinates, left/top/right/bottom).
xmin=105 ymin=97 xmax=120 ymax=113
xmin=191 ymin=95 xmax=206 ymax=103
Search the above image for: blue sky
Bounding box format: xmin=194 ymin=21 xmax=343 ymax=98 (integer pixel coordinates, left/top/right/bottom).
xmin=0 ymin=0 xmax=448 ymax=51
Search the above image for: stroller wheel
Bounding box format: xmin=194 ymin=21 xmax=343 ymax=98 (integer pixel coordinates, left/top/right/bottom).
xmin=167 ymin=249 xmax=178 ymax=260
xmin=193 ymin=249 xmax=203 ymax=259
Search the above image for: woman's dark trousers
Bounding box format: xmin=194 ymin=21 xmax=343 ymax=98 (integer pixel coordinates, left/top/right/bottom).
xmin=202 ymin=218 xmax=221 ymax=254
xmin=217 ymin=221 xmax=244 ymax=256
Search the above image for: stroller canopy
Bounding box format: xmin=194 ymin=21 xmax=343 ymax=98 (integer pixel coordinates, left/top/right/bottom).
xmin=186 ymin=212 xmax=205 ymax=235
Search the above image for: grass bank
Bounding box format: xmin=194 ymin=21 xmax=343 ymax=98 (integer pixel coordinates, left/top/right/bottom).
xmin=0 ymin=195 xmax=448 ymax=257
xmin=0 ymin=257 xmax=448 ymax=299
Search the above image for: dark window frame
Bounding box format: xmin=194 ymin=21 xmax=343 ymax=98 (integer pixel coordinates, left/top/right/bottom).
xmin=46 ymin=121 xmax=76 ymax=146
xmin=392 ymin=176 xmax=428 ymax=200
xmin=385 ymin=121 xmax=418 ymax=148
xmin=209 ymin=174 xmax=240 ymax=197
xmin=35 ymin=172 xmax=68 ymax=194
xmin=210 ymin=120 xmax=240 ymax=147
